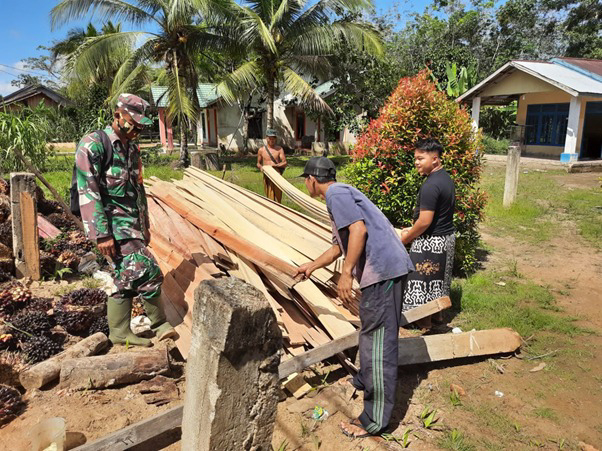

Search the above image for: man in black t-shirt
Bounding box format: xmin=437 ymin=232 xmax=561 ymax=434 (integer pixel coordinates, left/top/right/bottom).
xmin=401 ymin=138 xmax=456 ymax=329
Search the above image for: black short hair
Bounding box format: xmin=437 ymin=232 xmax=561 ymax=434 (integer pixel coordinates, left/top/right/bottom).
xmin=415 ymin=138 xmax=443 ymax=157
xmin=313 ymin=175 xmax=336 ymax=183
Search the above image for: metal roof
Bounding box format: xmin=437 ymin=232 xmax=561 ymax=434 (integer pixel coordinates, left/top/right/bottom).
xmin=458 ymin=59 xmax=602 ymax=103
xmin=151 ymin=83 xmax=220 ymax=108
xmin=0 ymin=84 xmax=71 ymax=107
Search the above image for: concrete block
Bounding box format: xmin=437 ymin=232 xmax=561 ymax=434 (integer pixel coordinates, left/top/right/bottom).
xmin=182 ymin=278 xmax=282 ymax=451
xmin=560 ymin=152 xmax=578 ymax=163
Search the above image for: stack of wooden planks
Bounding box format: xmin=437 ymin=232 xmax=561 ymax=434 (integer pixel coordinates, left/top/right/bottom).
xmin=145 ymin=167 xmax=359 ymax=359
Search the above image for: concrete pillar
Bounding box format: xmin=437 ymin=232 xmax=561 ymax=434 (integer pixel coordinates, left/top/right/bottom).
xmin=158 ymin=108 xmax=167 ymax=148
xmin=182 ymin=278 xmax=282 ymax=451
xmin=471 ymin=96 xmax=481 ymax=132
xmin=10 ymin=173 xmax=40 ymax=279
xmin=196 ymin=114 xmax=204 ymax=146
xmin=503 ymin=145 xmax=521 ymax=207
xmin=561 ymin=96 xmax=582 ymax=163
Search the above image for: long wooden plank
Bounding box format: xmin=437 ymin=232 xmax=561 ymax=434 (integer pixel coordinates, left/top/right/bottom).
xmin=80 ymin=327 xmax=521 ymax=450
xmin=278 ymin=296 xmax=451 ymax=377
xmin=170 ymin=179 xmax=353 ymax=338
xmin=73 ymin=405 xmax=183 ymax=451
xmin=262 ymin=166 xmax=331 ymax=222
xmin=148 ymin=182 xmax=299 ymax=287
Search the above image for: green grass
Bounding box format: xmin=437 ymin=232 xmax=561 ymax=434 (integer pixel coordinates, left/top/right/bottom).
xmin=533 ymin=407 xmax=558 ymax=422
xmin=481 ymin=167 xmax=602 ymax=246
xmin=439 ymin=429 xmax=476 ymax=451
xmin=452 ymin=265 xmax=587 ymax=339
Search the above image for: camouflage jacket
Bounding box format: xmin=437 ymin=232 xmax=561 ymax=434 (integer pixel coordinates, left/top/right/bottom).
xmin=75 ymin=126 xmax=149 ymax=243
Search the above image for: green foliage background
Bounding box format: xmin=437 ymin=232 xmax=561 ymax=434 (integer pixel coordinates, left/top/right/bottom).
xmin=347 ymin=71 xmax=486 ymax=274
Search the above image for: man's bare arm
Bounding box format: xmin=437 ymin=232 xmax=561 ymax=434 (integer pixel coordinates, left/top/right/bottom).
xmin=257 ymin=148 xmax=263 ymax=170
xmin=276 ymin=148 xmax=288 ymax=169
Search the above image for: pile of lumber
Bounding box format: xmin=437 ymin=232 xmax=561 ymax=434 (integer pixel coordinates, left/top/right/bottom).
xmin=145 ymin=167 xmax=359 ymax=359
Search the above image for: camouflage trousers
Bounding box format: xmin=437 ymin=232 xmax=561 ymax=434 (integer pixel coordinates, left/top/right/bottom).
xmin=111 ymin=239 xmax=163 ymax=301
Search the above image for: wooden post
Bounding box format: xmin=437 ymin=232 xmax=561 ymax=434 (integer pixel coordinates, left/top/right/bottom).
xmin=181 ymin=278 xmax=282 ymax=450
xmin=10 ymin=173 xmax=40 ymax=279
xmin=503 ymin=145 xmax=521 ymax=207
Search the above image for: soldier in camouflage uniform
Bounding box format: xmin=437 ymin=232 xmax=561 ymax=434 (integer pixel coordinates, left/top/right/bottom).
xmin=75 ymin=93 xmax=177 ymax=347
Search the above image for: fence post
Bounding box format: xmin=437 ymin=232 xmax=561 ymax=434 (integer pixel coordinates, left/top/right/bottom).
xmin=182 ymin=277 xmax=282 ymax=450
xmin=503 ymin=145 xmax=521 ymax=207
xmin=10 ymin=172 xmax=40 ymax=280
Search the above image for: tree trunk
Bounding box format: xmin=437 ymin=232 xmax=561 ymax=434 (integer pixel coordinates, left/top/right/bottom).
xmin=179 ymin=116 xmax=190 ymax=167
xmin=59 ymin=348 xmax=170 ymax=390
xmin=20 ymin=332 xmax=109 ymax=390
xmin=266 ymin=72 xmax=275 ymax=129
xmin=242 ymin=110 xmax=250 ymax=155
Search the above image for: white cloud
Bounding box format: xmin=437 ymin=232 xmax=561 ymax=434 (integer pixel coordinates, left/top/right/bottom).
xmin=14 ymin=61 xmax=28 ymax=71
xmin=0 ymin=82 xmax=17 ymax=97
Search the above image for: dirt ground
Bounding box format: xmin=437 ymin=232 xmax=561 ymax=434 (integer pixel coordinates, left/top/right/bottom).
xmin=1 ymin=168 xmax=601 ymax=451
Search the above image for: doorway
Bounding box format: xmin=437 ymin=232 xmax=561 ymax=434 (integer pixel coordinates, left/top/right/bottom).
xmin=581 ymin=102 xmax=602 ymax=160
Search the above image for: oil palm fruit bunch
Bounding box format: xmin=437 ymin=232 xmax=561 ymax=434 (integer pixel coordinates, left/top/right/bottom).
xmin=0 ymin=222 xmax=12 ymax=250
xmin=55 ymin=288 xmax=107 ymax=335
xmin=0 ymin=351 xmax=26 ymax=388
xmin=0 ymin=333 xmax=16 ymax=352
xmin=58 ymin=251 xmax=79 ymax=270
xmin=88 ymin=315 xmax=109 ymax=336
xmin=0 ymin=384 xmax=25 ymax=427
xmin=39 ymin=251 xmax=58 ymax=278
xmin=0 ymin=179 xmax=8 ymax=195
xmin=47 ymin=213 xmax=76 ymax=232
xmin=9 ymin=311 xmax=54 ymax=341
xmin=0 ymin=283 xmax=31 ymax=318
xmin=26 ymin=297 xmax=52 ymax=314
xmin=20 ymin=335 xmax=63 ymax=364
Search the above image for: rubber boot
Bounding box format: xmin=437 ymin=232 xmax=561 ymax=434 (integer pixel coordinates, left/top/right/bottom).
xmin=107 ymin=297 xmax=152 ymax=347
xmin=142 ymin=296 xmax=178 ymax=341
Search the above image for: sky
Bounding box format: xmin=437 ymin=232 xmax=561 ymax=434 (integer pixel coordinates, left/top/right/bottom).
xmin=0 ymin=0 xmax=431 ymax=97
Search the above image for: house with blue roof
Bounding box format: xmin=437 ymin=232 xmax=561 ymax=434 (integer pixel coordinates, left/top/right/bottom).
xmin=459 ymin=58 xmax=602 ymax=162
xmin=151 ymin=81 xmax=359 ymax=153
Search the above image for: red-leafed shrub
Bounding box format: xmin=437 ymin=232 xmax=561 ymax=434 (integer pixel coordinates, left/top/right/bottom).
xmin=346 ymin=70 xmax=486 ymax=274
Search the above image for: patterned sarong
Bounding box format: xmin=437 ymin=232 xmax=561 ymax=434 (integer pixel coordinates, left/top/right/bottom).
xmin=402 ymin=233 xmax=455 ymax=312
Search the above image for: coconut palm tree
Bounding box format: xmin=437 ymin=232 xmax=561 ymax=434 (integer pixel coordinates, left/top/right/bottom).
xmin=51 ymin=0 xmax=236 ymax=166
xmin=217 ymin=0 xmax=383 ymax=129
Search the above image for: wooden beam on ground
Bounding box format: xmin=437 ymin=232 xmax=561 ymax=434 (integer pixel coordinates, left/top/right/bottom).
xmin=397 ymin=328 xmax=521 ymax=365
xmin=72 ymin=405 xmax=183 ymax=451
xmin=278 ymin=296 xmax=451 ymax=378
xmin=81 ymin=325 xmax=520 ymax=450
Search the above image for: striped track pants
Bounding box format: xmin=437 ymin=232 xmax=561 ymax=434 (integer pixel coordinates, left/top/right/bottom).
xmin=352 ymin=275 xmax=406 ymax=434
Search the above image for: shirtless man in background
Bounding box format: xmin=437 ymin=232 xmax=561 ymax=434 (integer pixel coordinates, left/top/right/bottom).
xmin=257 ymin=128 xmax=288 ymax=202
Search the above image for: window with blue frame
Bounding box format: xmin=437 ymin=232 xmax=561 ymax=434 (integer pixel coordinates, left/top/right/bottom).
xmin=525 ymin=103 xmax=569 ymax=146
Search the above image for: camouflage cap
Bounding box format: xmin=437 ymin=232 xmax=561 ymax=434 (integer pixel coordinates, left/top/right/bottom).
xmin=265 ymin=128 xmax=277 ymax=137
xmin=117 ymin=93 xmax=153 ymax=126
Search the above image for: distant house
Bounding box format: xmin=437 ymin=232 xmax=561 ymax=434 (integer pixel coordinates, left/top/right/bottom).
xmin=459 ymin=58 xmax=602 ymax=162
xmin=151 ymin=82 xmax=359 ymax=153
xmin=0 ymin=84 xmax=70 ymax=112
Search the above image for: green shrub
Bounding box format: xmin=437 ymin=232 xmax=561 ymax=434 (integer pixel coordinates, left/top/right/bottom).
xmin=482 ymin=135 xmax=509 ymax=155
xmin=479 ymin=104 xmax=516 ymax=139
xmin=347 ymin=70 xmax=486 ymax=274
xmin=0 ymin=107 xmax=53 ymax=176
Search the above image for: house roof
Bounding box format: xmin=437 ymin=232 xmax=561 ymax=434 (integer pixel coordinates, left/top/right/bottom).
xmin=279 ymin=80 xmax=336 ymax=103
xmin=553 ymin=58 xmax=602 ymax=82
xmin=458 ymin=59 xmax=602 ymax=104
xmin=0 ymin=84 xmax=70 ymax=108
xmin=150 ymin=83 xmax=220 ymax=108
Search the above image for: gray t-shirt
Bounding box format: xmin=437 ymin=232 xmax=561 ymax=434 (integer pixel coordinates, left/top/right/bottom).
xmin=325 ymin=183 xmax=414 ymax=289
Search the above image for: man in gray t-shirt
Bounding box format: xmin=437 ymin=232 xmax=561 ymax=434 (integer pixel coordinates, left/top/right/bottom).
xmin=296 ymin=157 xmax=413 ymax=438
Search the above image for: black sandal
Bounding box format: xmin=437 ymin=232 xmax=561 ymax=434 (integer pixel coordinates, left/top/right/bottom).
xmin=340 ymin=418 xmax=373 ymax=438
